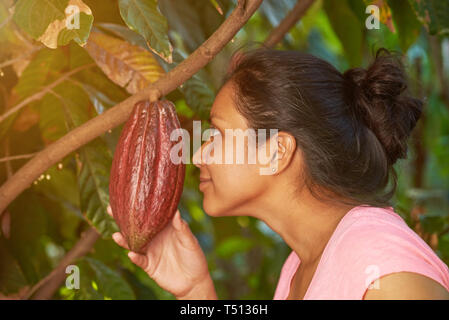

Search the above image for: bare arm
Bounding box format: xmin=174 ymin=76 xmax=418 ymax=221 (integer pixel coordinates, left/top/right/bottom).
xmin=363 ymin=271 xmax=449 ymax=300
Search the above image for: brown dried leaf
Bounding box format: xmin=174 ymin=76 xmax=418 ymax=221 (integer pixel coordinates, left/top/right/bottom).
xmin=85 ymin=32 xmax=165 ymax=94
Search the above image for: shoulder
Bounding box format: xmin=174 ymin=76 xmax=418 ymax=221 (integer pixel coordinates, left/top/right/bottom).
xmin=327 ymin=206 xmax=449 ymax=298
xmin=363 ymin=271 xmax=449 ymax=300
xmin=335 ymin=206 xmax=438 ymax=259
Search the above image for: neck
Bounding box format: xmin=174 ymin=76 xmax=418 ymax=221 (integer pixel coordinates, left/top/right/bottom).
xmin=250 ymin=181 xmax=355 ymax=267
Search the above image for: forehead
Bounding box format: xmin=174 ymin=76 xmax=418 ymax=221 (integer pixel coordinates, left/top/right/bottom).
xmin=210 ymin=83 xmax=247 ymax=129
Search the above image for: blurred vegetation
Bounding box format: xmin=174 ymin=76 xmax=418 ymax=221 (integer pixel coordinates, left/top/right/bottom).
xmin=0 ymin=0 xmax=448 ymax=299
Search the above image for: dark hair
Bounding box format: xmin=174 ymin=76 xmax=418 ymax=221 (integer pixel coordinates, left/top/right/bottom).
xmin=220 ymin=47 xmax=423 ymax=207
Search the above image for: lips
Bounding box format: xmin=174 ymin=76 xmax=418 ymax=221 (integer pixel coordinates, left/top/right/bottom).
xmin=199 ymin=175 xmax=212 ymax=192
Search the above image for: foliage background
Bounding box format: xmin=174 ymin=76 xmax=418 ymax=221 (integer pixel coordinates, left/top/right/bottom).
xmin=0 ymin=0 xmax=448 ymax=299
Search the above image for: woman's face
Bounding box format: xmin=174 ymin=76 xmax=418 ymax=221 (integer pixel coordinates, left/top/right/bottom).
xmin=192 ymin=82 xmax=276 ymax=217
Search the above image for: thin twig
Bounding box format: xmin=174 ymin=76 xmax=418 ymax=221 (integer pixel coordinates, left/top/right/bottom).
xmin=264 ymin=0 xmax=315 ymax=48
xmin=0 ymin=63 xmax=95 ymax=124
xmin=0 ymin=152 xmax=38 ymax=163
xmin=0 ymin=13 xmax=12 ymax=29
xmin=3 ymin=137 xmax=13 ymax=178
xmin=0 ymin=46 xmax=42 ymax=69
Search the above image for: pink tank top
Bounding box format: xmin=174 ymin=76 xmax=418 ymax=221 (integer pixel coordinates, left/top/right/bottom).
xmin=273 ymin=205 xmax=449 ymax=299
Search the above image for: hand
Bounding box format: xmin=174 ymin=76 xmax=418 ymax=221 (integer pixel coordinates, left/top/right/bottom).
xmin=107 ymin=204 xmax=216 ymax=299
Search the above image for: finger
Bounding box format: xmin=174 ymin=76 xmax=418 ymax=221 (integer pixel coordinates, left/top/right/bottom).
xmin=173 ymin=214 xmax=199 ymax=250
xmin=107 ymin=204 xmax=113 ymax=217
xmin=112 ymin=232 xmax=130 ymax=250
xmin=172 ymin=209 xmax=182 ymax=230
xmin=128 ymin=252 xmax=151 ymax=274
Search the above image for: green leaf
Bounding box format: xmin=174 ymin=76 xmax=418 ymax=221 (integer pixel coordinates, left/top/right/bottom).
xmin=169 ymin=48 xmax=214 ymax=119
xmin=32 ymin=162 xmax=80 ymax=211
xmin=323 ymin=0 xmax=363 ymax=67
xmin=76 ymin=138 xmax=119 ymax=238
xmin=158 ymin=0 xmax=206 ymax=53
xmin=216 ymin=236 xmax=255 ymax=258
xmin=33 ymin=93 xmax=70 ymax=144
xmin=13 ymin=0 xmax=94 ymax=48
xmin=0 ymin=238 xmax=29 ymax=295
xmin=0 ymin=47 xmax=68 ymax=142
xmin=347 ymin=0 xmax=368 ymax=25
xmin=118 ymin=0 xmax=173 ymax=63
xmin=50 ymin=82 xmax=118 ymax=238
xmin=6 ymin=191 xmax=52 ymax=284
xmin=96 ymin=22 xmax=150 ymax=50
xmin=57 ymin=12 xmax=94 ymax=47
xmin=15 ymin=48 xmax=68 ymax=98
xmin=388 ymin=0 xmax=421 ymax=51
xmin=419 ymin=214 xmax=446 ymax=234
xmin=408 ymin=0 xmax=449 ymax=35
xmin=85 ymin=257 xmax=136 ymax=299
xmin=120 ymin=268 xmax=158 ymax=299
xmin=0 ymin=2 xmax=29 ymax=62
xmin=13 ymin=0 xmax=68 ymax=39
xmin=67 ymin=259 xmax=102 ymax=300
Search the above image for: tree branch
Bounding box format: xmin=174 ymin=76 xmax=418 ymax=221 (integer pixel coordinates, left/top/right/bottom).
xmin=0 ymin=0 xmax=263 ymax=216
xmin=264 ymin=0 xmax=315 ymax=49
xmin=26 ymin=227 xmax=100 ymax=300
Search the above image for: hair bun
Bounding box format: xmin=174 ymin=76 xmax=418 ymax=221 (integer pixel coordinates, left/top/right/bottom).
xmin=342 ymin=48 xmax=423 ymax=164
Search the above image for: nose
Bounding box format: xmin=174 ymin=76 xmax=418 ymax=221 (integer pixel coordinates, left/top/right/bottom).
xmin=192 ymin=142 xmax=206 ymax=168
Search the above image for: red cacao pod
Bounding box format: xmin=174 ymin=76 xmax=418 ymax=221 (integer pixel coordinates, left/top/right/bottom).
xmin=109 ymin=99 xmax=186 ymax=253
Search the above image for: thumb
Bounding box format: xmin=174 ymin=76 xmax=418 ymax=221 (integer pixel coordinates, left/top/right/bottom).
xmin=172 ymin=210 xmax=199 ymax=250
xmin=128 ymin=251 xmax=149 ymax=272
xmin=172 ymin=209 xmax=183 ymax=230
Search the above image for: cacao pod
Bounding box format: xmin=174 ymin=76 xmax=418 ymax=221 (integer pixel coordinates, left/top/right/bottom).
xmin=109 ymin=99 xmax=186 ymax=253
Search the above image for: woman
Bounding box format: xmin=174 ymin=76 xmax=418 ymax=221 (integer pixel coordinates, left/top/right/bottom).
xmin=108 ymin=47 xmax=449 ymax=300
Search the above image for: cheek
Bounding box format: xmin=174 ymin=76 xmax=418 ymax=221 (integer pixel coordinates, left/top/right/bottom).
xmin=201 ymin=132 xmax=267 ymax=216
xmin=202 ymin=163 xmax=263 ymax=216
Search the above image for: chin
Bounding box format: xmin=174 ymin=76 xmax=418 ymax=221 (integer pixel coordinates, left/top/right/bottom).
xmin=202 ymin=200 xmax=220 ymax=217
xmin=202 ymin=198 xmax=228 ymax=217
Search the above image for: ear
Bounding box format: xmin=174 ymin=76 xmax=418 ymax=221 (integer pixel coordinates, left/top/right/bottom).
xmin=256 ymin=131 xmax=296 ymax=176
xmin=272 ymin=131 xmax=297 ymax=174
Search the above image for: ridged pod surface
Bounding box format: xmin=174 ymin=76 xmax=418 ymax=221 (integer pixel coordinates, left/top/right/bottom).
xmin=109 ymin=100 xmax=186 ymax=253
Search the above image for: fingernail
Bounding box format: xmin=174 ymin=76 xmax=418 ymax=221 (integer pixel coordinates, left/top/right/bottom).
xmin=172 ymin=210 xmax=182 ymax=230
xmin=128 ymin=251 xmax=139 ymax=263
